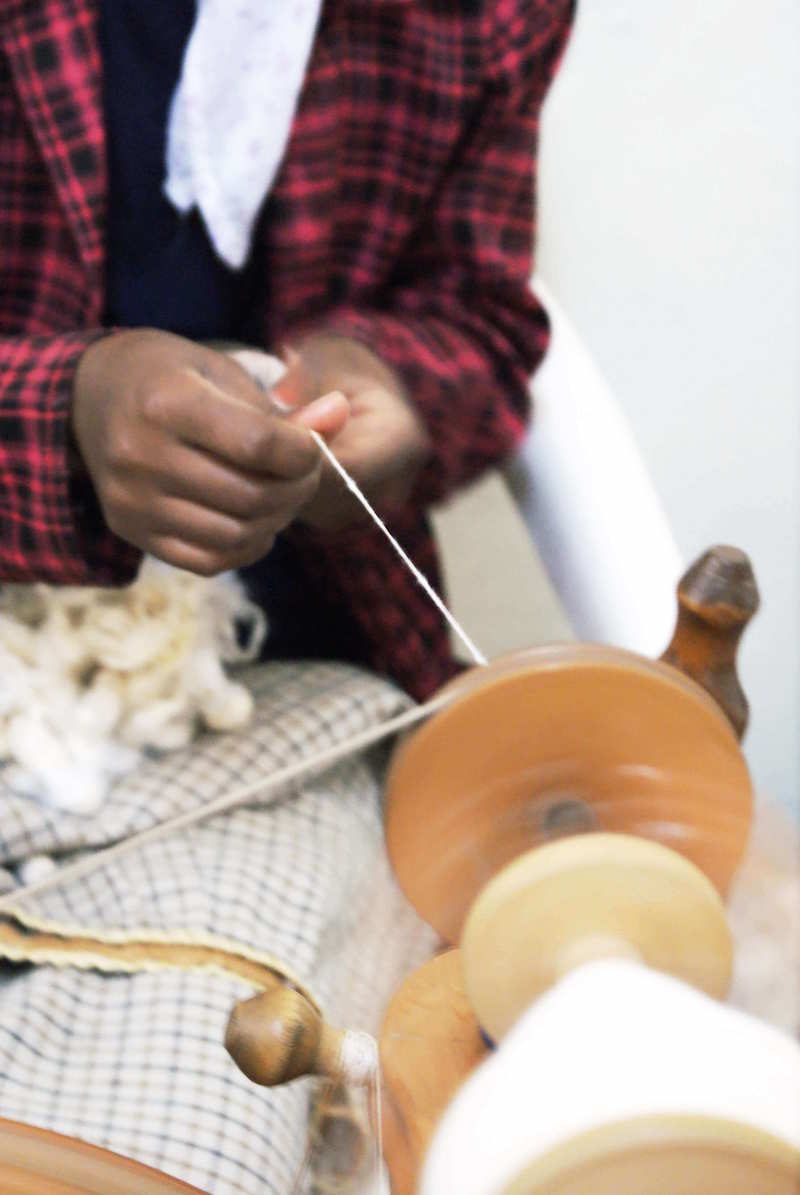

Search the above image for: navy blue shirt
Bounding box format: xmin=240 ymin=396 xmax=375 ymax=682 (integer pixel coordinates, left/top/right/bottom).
xmin=101 ymin=0 xmax=246 ymax=338
xmin=100 ymin=1 xmax=365 ymax=664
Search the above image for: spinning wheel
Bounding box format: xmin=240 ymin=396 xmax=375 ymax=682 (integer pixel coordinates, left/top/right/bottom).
xmin=378 ymin=549 xmax=800 ymax=1194
xmin=223 ymin=546 xmax=799 ymax=1194
xmin=0 ymin=1118 xmax=204 ymax=1194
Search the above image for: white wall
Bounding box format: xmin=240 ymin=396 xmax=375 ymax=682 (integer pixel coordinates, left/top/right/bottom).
xmin=536 ymin=0 xmax=799 ymax=812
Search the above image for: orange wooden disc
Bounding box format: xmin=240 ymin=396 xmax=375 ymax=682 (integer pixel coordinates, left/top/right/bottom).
xmin=385 ymin=646 xmax=752 ymax=942
xmin=380 ymin=950 xmax=488 ymax=1195
xmin=0 ymin=1118 xmax=206 ymax=1194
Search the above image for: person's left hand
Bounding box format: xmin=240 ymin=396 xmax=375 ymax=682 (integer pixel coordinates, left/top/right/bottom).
xmin=271 ymin=335 xmax=430 ymax=532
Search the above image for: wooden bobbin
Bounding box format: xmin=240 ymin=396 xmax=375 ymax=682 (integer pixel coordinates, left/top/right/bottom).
xmin=460 ymin=833 xmax=732 ymax=1043
xmin=379 ymin=835 xmax=734 ymax=1189
xmin=421 ymin=907 xmax=800 ymax=1195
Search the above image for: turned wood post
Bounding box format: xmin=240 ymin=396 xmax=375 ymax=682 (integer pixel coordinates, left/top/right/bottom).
xmin=660 ymin=546 xmax=759 ymax=740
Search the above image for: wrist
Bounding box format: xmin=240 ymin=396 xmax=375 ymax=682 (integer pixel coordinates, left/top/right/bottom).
xmin=71 ymin=330 xmax=120 ymax=479
xmin=71 ymin=327 xmax=161 ymax=449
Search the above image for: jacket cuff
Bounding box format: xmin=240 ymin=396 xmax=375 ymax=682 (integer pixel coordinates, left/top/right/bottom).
xmin=309 ymin=308 xmax=532 ymax=505
xmin=7 ymin=331 xmax=141 ymax=586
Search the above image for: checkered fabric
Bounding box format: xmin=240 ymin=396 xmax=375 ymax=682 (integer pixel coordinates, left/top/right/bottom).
xmin=0 ymin=660 xmax=437 ymax=1193
xmin=0 ymin=0 xmax=574 ymax=700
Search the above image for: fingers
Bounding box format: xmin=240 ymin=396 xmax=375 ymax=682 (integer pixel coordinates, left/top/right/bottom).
xmin=151 ymin=495 xmax=303 ymax=549
xmin=72 ymin=330 xmax=348 ymax=567
xmin=123 ymin=490 xmax=294 ymax=577
xmin=145 ymin=534 xmax=275 ymax=578
xmin=156 ymin=443 xmax=319 ymax=520
xmin=145 ymin=369 xmax=321 ymax=479
xmin=106 ymin=471 xmax=317 ymax=575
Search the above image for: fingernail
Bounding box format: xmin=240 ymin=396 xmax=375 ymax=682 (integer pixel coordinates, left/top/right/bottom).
xmin=296 ymin=391 xmax=348 ymax=425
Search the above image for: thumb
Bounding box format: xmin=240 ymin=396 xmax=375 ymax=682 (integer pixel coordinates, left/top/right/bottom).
xmin=289 ymin=390 xmax=350 ymax=439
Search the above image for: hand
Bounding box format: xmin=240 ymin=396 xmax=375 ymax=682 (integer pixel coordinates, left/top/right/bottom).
xmin=71 ymin=329 xmax=349 ymax=575
xmin=272 ymin=336 xmax=430 ymax=532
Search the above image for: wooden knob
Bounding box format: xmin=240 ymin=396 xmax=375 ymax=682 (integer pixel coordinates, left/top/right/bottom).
xmin=661 ymin=545 xmax=759 ymax=739
xmin=225 ymin=987 xmax=376 ymax=1087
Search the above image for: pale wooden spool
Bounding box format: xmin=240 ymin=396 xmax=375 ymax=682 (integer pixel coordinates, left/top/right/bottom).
xmin=378 ymin=833 xmax=735 ymax=1194
xmin=496 ymin=1120 xmax=800 ymax=1195
xmin=407 ymin=837 xmax=800 ymax=1195
xmin=420 ymin=919 xmax=800 ymax=1195
xmin=460 ymin=833 xmax=733 ymax=1042
xmin=423 ymin=1003 xmax=800 ymax=1195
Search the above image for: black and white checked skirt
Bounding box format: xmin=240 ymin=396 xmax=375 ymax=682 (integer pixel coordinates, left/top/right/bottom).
xmin=0 ymin=662 xmax=435 ymax=1193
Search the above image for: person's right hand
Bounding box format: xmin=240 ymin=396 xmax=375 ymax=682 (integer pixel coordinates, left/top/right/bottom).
xmin=71 ymin=329 xmax=349 ymax=575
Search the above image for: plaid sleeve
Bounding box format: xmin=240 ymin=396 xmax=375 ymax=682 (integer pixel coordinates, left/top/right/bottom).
xmin=0 ymin=333 xmax=141 ymax=585
xmin=320 ymin=0 xmax=574 ymax=505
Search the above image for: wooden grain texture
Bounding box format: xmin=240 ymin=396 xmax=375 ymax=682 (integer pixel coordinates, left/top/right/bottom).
xmin=225 ymin=986 xmax=344 ymax=1086
xmin=0 ymin=1119 xmax=203 ymax=1194
xmin=460 ymin=835 xmax=733 ymax=1042
xmin=379 ymin=950 xmax=488 ymax=1195
xmin=385 ymin=644 xmax=752 ymax=941
xmin=660 ymin=545 xmax=759 ymax=739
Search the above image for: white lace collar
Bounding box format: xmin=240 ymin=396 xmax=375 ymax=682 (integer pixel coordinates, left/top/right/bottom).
xmin=164 ymin=0 xmax=325 ymax=269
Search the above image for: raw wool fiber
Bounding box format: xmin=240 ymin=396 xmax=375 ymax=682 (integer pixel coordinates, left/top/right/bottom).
xmin=0 ymin=559 xmax=266 ymax=815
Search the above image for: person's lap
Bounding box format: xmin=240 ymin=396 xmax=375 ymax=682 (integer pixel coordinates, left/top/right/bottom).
xmin=0 ymin=660 xmax=435 ymax=1192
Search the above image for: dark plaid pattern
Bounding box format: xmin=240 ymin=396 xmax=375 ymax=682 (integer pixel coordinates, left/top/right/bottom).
xmin=0 ymin=660 xmax=436 ymax=1192
xmin=0 ymin=0 xmax=574 ymax=699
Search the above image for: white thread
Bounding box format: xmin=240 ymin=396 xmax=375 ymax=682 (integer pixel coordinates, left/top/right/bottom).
xmin=0 ymin=690 xmax=457 ymax=916
xmin=311 ymin=431 xmax=488 ymax=667
xmin=337 ymin=1029 xmax=378 ymax=1086
xmin=17 ymin=855 xmax=58 ymax=887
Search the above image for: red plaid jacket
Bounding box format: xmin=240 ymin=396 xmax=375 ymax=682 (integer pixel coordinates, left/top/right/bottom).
xmin=0 ymin=0 xmax=573 ymax=700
